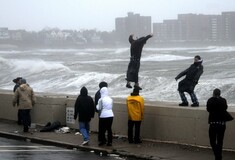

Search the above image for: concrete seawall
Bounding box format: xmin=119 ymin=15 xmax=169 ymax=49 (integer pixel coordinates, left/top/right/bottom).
xmin=1 ymin=89 xmax=235 ymax=150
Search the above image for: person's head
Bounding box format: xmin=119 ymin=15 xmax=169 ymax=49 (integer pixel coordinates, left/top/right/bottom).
xmin=131 ymin=87 xmax=140 ymax=96
xmin=213 ymin=88 xmax=221 ymax=97
xmin=100 ymin=87 xmax=108 ymax=97
xmin=99 ymin=81 xmax=108 ymax=89
xmin=194 ymin=55 xmax=202 ymax=62
xmin=80 ymin=86 xmax=88 ymax=96
xmin=13 ymin=77 xmax=22 ymax=84
xmin=20 ymin=78 xmax=27 ymax=84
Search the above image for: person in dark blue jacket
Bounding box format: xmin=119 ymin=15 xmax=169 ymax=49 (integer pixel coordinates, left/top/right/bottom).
xmin=126 ymin=34 xmax=153 ymax=90
xmin=74 ymin=86 xmax=95 ymax=145
xmin=175 ymin=55 xmax=203 ymax=107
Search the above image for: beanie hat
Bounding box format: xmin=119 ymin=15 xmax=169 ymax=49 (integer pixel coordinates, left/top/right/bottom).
xmin=20 ymin=78 xmax=27 ymax=84
xmin=99 ymin=81 xmax=108 ymax=89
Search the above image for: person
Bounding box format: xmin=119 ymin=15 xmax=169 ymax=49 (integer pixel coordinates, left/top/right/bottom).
xmin=96 ymin=87 xmax=114 ymax=146
xmin=12 ymin=77 xmax=23 ymax=125
xmin=126 ymin=34 xmax=153 ymax=90
xmin=206 ymin=88 xmax=229 ymax=160
xmin=12 ymin=78 xmax=36 ymax=132
xmin=13 ymin=77 xmax=22 ymax=92
xmin=94 ymin=81 xmax=108 ymax=142
xmin=74 ymin=86 xmax=95 ymax=145
xmin=126 ymin=87 xmax=144 ymax=144
xmin=175 ymin=55 xmax=203 ymax=107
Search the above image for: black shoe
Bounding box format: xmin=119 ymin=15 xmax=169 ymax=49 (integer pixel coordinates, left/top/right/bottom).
xmin=191 ymin=103 xmax=199 ymax=107
xmin=23 ymin=126 xmax=29 ymax=132
xmin=126 ymin=83 xmax=132 ymax=88
xmin=179 ymin=102 xmax=188 ymax=106
xmin=134 ymin=85 xmax=142 ymax=90
xmin=98 ymin=142 xmax=106 ymax=146
xmin=134 ymin=140 xmax=142 ymax=144
xmin=107 ymin=143 xmax=112 ymax=146
xmin=129 ymin=140 xmax=134 ymax=144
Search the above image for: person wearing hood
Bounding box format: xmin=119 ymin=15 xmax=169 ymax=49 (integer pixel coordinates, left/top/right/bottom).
xmin=175 ymin=55 xmax=204 ymax=107
xmin=94 ymin=81 xmax=108 ymax=142
xmin=74 ymin=86 xmax=95 ymax=145
xmin=126 ymin=87 xmax=144 ymax=144
xmin=126 ymin=34 xmax=153 ymax=90
xmin=96 ymin=87 xmax=114 ymax=146
xmin=12 ymin=77 xmax=23 ymax=125
xmin=13 ymin=78 xmax=36 ymax=132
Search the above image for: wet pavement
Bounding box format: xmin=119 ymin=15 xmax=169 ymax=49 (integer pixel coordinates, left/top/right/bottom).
xmin=0 ymin=119 xmax=235 ymax=160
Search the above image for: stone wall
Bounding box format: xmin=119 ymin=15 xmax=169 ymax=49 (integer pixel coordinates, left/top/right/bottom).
xmin=1 ymin=90 xmax=235 ymax=150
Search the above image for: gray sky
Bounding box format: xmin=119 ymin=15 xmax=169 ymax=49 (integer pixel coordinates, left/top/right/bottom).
xmin=0 ymin=0 xmax=235 ymax=31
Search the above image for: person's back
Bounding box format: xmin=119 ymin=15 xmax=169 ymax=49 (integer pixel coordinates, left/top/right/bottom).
xmin=13 ymin=81 xmax=35 ymax=109
xmin=74 ymin=86 xmax=95 ymax=122
xmin=127 ymin=94 xmax=144 ymax=121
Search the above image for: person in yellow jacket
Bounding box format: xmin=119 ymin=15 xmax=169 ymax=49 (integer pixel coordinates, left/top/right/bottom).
xmin=126 ymin=87 xmax=144 ymax=144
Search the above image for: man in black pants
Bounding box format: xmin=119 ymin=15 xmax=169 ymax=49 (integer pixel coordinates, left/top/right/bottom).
xmin=207 ymin=88 xmax=228 ymax=160
xmin=175 ymin=55 xmax=203 ymax=107
xmin=126 ymin=34 xmax=153 ymax=90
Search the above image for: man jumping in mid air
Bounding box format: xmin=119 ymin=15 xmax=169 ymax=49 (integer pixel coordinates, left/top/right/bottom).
xmin=126 ymin=34 xmax=153 ymax=90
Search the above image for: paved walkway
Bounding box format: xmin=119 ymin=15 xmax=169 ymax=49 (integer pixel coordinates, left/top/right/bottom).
xmin=0 ymin=119 xmax=235 ymax=160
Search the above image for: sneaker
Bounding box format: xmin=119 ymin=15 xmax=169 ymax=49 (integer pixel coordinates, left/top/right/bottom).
xmin=134 ymin=85 xmax=142 ymax=90
xmin=126 ymin=83 xmax=132 ymax=88
xmin=179 ymin=102 xmax=188 ymax=106
xmin=82 ymin=140 xmax=89 ymax=145
xmin=191 ymin=103 xmax=199 ymax=107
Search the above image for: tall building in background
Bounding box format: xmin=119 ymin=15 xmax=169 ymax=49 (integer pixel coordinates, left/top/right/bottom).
xmin=115 ymin=12 xmax=151 ymax=43
xmin=153 ymin=11 xmax=235 ymax=43
xmin=221 ymin=12 xmax=235 ymax=41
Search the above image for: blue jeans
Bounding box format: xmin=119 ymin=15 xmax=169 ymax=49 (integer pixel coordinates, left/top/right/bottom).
xmin=79 ymin=122 xmax=90 ymax=141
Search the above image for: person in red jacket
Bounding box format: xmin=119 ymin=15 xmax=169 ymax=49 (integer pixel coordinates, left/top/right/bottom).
xmin=126 ymin=87 xmax=144 ymax=144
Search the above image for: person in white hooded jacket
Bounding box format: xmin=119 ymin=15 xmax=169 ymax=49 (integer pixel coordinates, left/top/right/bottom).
xmin=96 ymin=87 xmax=114 ymax=146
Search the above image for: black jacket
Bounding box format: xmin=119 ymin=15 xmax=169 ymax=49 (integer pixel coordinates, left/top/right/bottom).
xmin=176 ymin=61 xmax=203 ymax=92
xmin=207 ymin=96 xmax=228 ymax=123
xmin=129 ymin=34 xmax=152 ymax=59
xmin=74 ymin=87 xmax=95 ymax=122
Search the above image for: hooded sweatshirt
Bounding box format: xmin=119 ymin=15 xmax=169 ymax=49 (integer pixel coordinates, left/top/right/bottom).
xmin=74 ymin=86 xmax=95 ymax=122
xmin=13 ymin=84 xmax=36 ymax=109
xmin=96 ymin=87 xmax=114 ymax=118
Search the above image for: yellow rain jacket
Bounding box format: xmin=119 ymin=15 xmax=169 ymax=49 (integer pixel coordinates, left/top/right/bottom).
xmin=126 ymin=95 xmax=144 ymax=121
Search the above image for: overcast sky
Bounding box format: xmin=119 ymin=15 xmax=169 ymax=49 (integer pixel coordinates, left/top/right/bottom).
xmin=0 ymin=0 xmax=235 ymax=32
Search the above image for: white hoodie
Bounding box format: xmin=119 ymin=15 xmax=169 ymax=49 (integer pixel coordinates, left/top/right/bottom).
xmin=96 ymin=87 xmax=114 ymax=118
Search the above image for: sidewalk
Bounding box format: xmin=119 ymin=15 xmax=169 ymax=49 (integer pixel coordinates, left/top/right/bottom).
xmin=0 ymin=119 xmax=235 ymax=160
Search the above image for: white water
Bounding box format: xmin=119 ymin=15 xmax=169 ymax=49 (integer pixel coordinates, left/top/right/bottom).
xmin=1 ymin=46 xmax=235 ymax=106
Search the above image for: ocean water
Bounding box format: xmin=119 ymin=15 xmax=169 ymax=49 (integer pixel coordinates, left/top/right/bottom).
xmin=0 ymin=46 xmax=235 ymax=106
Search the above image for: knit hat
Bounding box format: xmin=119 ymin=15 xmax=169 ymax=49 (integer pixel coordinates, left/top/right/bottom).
xmin=20 ymin=78 xmax=27 ymax=84
xmin=99 ymin=81 xmax=108 ymax=89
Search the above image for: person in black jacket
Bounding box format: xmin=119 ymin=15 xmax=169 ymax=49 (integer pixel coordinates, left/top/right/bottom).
xmin=207 ymin=88 xmax=228 ymax=160
xmin=74 ymin=86 xmax=95 ymax=145
xmin=175 ymin=55 xmax=203 ymax=107
xmin=126 ymin=34 xmax=153 ymax=90
xmin=12 ymin=77 xmax=22 ymax=125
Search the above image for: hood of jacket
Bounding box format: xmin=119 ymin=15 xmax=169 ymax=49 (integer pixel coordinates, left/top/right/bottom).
xmin=100 ymin=87 xmax=108 ymax=98
xmin=80 ymin=86 xmax=88 ymax=96
xmin=19 ymin=84 xmax=28 ymax=91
